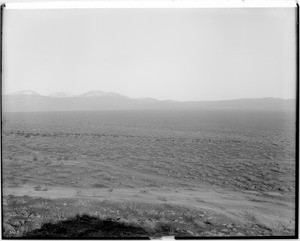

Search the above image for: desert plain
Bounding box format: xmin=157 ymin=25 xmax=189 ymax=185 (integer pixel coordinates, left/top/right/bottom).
xmin=1 ymin=109 xmax=296 ymax=237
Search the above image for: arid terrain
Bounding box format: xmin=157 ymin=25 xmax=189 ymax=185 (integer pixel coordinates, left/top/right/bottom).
xmin=2 ymin=109 xmax=296 ymax=238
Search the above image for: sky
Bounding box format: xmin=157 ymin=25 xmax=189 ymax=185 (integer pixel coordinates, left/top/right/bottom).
xmin=2 ymin=7 xmax=296 ymax=101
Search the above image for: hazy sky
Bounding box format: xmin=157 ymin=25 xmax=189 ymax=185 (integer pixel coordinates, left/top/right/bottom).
xmin=3 ymin=7 xmax=296 ymax=101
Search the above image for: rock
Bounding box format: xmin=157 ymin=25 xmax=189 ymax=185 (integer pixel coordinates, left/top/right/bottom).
xmin=194 ymin=220 xmax=206 ymax=227
xmin=3 ymin=216 xmax=10 ymax=223
xmin=4 ymin=223 xmax=15 ymax=232
xmin=12 ymin=221 xmax=22 ymax=227
xmin=226 ymin=223 xmax=234 ymax=228
xmin=202 ymin=231 xmax=212 ymax=236
xmin=20 ymin=220 xmax=26 ymax=225
xmin=117 ymin=217 xmax=128 ymax=224
xmin=236 ymin=232 xmax=245 ymax=236
xmin=20 ymin=210 xmax=29 ymax=217
xmin=25 ymin=220 xmax=40 ymax=230
xmin=18 ymin=226 xmax=25 ymax=233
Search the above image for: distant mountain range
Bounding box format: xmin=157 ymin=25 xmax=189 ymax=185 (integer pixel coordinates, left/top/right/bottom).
xmin=8 ymin=90 xmax=127 ymax=98
xmin=9 ymin=90 xmax=41 ymax=96
xmin=2 ymin=90 xmax=295 ymax=112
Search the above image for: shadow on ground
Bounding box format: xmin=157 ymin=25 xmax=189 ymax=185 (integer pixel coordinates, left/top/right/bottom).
xmin=23 ymin=214 xmax=151 ymax=238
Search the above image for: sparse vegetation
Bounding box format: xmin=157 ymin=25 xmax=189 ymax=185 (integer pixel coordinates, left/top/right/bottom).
xmin=2 ymin=110 xmax=296 ymax=237
xmin=3 ymin=195 xmax=291 ymax=238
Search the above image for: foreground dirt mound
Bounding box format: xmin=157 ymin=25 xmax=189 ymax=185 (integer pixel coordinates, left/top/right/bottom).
xmin=24 ymin=214 xmax=151 ymax=238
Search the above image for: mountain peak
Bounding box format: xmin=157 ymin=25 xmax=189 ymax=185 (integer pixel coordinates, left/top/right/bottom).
xmin=78 ymin=90 xmax=128 ymax=98
xmin=49 ymin=92 xmax=73 ymax=98
xmin=79 ymin=90 xmax=106 ymax=97
xmin=10 ymin=90 xmax=40 ymax=96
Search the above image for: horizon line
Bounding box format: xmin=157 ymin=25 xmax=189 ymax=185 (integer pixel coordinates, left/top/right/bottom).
xmin=3 ymin=89 xmax=295 ymax=102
